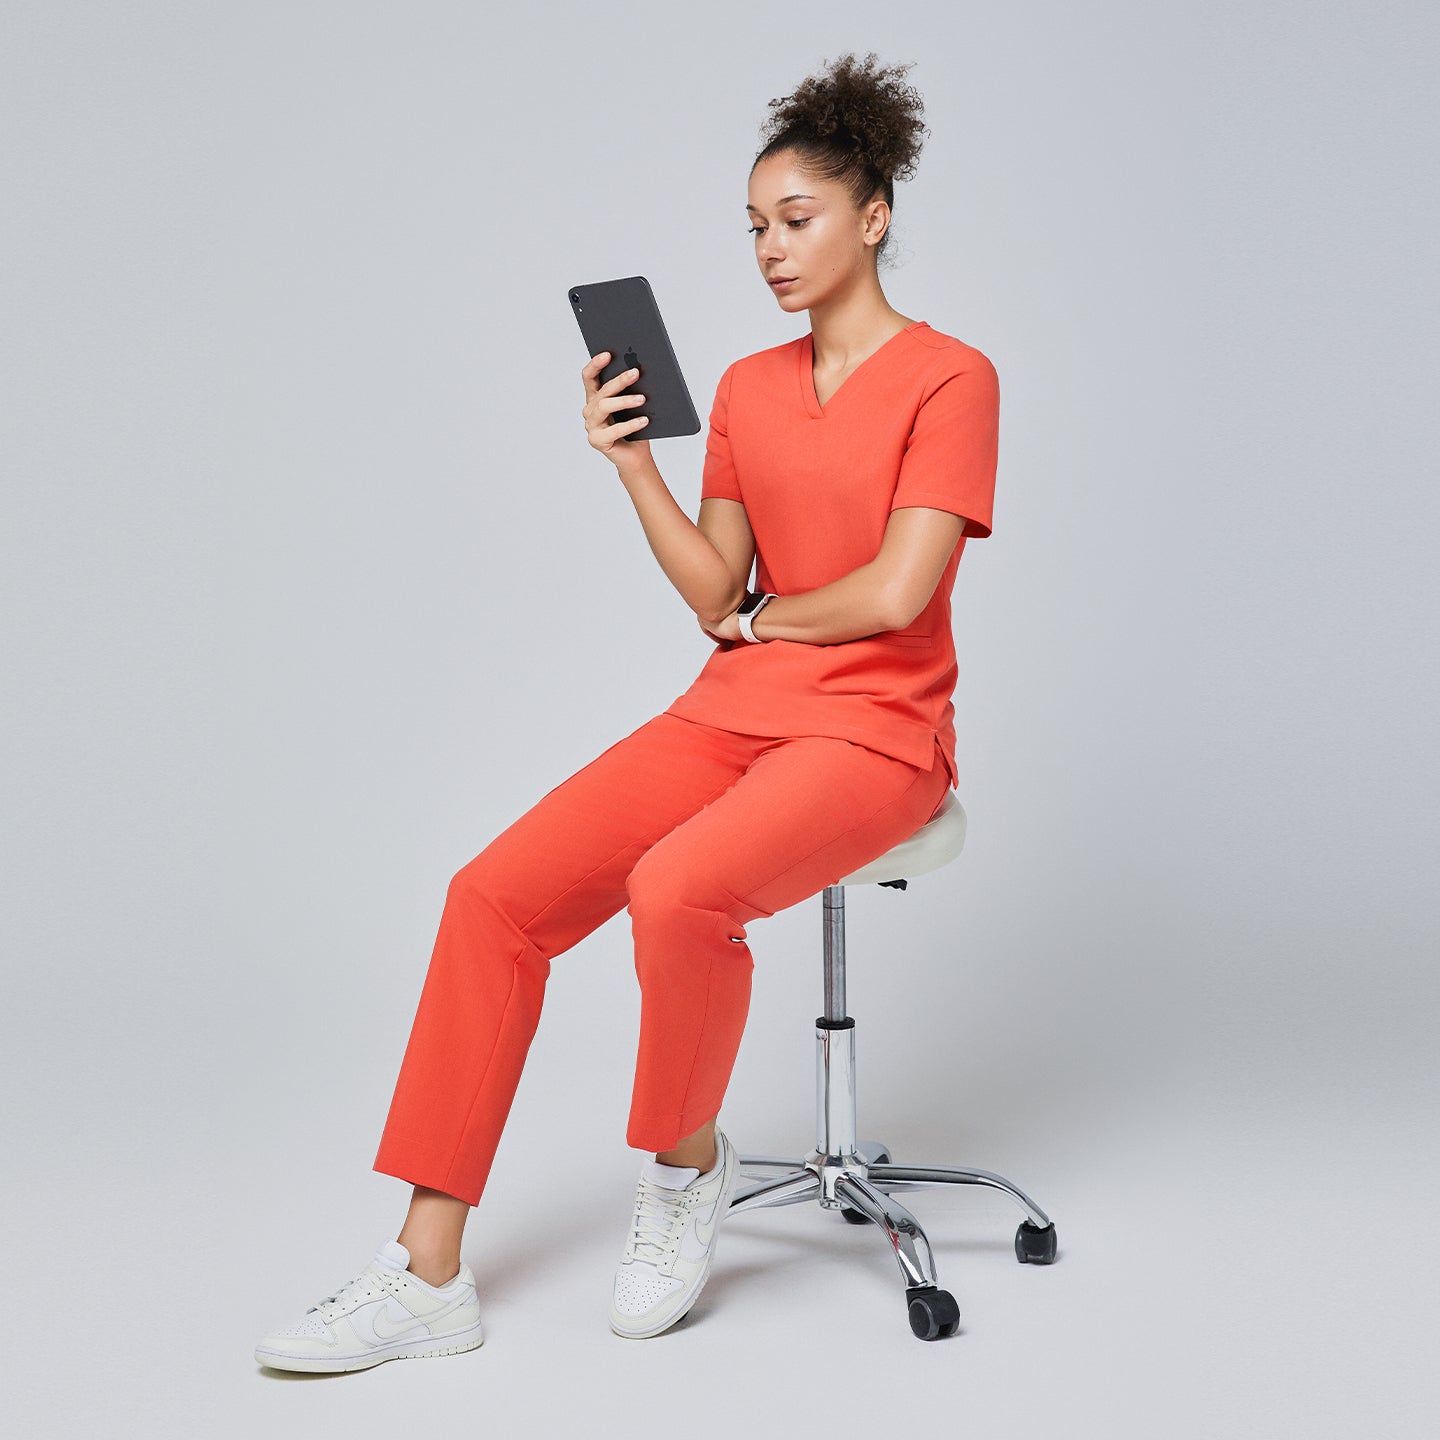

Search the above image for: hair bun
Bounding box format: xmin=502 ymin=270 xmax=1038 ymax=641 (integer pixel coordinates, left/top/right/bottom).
xmin=760 ymin=50 xmax=927 ymax=187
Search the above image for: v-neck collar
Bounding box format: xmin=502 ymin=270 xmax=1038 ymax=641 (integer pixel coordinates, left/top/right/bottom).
xmin=799 ymin=320 xmax=929 ymax=419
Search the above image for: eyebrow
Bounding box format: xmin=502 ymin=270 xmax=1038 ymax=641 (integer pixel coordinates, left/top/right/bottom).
xmin=745 ymin=194 xmax=816 ymax=212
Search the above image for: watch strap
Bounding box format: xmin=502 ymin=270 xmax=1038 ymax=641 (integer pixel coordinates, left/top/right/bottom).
xmin=738 ymin=592 xmax=776 ymax=643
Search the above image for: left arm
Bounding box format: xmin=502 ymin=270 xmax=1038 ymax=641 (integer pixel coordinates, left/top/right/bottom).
xmin=699 ymin=505 xmax=968 ymax=644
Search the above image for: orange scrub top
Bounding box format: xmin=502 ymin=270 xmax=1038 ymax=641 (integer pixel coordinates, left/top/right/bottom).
xmin=663 ymin=319 xmax=999 ymax=793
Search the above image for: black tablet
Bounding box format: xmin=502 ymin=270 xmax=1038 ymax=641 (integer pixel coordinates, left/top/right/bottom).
xmin=567 ymin=275 xmax=701 ymax=441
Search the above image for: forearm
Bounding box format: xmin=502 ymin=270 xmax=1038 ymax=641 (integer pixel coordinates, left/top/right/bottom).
xmin=750 ymin=564 xmax=902 ymax=646
xmin=616 ymin=453 xmax=735 ymax=618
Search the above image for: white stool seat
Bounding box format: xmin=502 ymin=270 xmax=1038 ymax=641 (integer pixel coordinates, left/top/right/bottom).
xmin=837 ymin=788 xmax=967 ymax=887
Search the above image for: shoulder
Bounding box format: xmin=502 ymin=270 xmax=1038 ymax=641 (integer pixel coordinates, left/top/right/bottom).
xmin=710 ymin=335 xmax=804 ymax=418
xmin=906 ymin=323 xmax=999 ymax=393
xmin=724 ymin=333 xmax=803 ymax=381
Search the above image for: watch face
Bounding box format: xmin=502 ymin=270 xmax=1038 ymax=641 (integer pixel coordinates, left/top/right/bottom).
xmin=737 ymin=592 xmax=763 ymax=616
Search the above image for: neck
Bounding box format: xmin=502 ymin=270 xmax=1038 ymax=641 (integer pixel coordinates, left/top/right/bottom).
xmin=807 ymin=292 xmax=915 ymax=367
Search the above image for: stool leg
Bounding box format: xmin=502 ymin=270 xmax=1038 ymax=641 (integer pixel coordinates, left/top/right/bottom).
xmin=867 ymin=1163 xmax=1053 ymax=1231
xmin=729 ymin=1168 xmax=820 ymax=1216
xmin=832 ymin=1172 xmax=938 ymax=1290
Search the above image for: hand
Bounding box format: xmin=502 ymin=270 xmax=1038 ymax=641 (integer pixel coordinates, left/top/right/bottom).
xmin=581 ymin=350 xmax=651 ymax=467
xmin=698 ymin=606 xmax=744 ymax=644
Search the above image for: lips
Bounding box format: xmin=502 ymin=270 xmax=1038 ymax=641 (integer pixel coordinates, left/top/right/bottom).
xmin=769 ymin=276 xmax=797 ymax=288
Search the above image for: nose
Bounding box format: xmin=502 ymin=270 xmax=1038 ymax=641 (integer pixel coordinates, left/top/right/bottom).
xmin=755 ymin=233 xmax=785 ymax=265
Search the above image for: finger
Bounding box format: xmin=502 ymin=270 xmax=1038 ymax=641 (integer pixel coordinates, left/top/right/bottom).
xmin=583 ymin=351 xmax=624 ymax=394
xmin=591 ymin=392 xmax=647 ymax=429
xmin=599 ymin=364 xmax=641 ymax=397
xmin=582 ymin=354 xmax=643 ymax=401
xmin=607 ymin=413 xmax=650 ymax=436
xmin=585 ymin=407 xmax=650 ymax=447
xmin=582 ymin=351 xmax=612 ymax=394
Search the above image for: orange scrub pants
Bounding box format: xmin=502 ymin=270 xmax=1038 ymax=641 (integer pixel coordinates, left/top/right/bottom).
xmin=371 ymin=709 xmax=950 ymax=1207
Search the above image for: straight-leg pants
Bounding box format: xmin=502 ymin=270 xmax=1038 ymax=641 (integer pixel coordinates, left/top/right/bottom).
xmin=371 ymin=709 xmax=951 ymax=1207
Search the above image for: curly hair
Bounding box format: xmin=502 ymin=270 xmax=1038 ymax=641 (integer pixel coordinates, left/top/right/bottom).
xmin=754 ymin=51 xmax=929 ymax=270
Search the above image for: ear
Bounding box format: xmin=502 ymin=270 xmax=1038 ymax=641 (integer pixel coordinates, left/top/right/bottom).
xmin=863 ymin=199 xmax=891 ymax=247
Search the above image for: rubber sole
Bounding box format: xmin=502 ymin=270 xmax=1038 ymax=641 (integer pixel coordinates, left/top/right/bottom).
xmin=255 ymin=1319 xmax=485 ymax=1373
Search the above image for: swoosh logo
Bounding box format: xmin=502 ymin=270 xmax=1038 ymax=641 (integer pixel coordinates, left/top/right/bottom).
xmin=676 ymin=1189 xmax=724 ymax=1264
xmin=352 ymin=1292 xmax=472 ymax=1344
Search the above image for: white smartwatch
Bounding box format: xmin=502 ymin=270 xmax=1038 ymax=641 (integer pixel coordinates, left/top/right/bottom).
xmin=737 ymin=591 xmax=776 ymax=643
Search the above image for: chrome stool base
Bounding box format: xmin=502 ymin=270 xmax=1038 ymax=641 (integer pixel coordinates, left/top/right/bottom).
xmin=727 ymin=871 xmax=1059 ymax=1340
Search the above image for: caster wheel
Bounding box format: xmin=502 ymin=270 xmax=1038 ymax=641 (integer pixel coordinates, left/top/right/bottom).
xmin=906 ymin=1285 xmax=960 ymax=1340
xmin=1015 ymin=1220 xmax=1058 ymax=1264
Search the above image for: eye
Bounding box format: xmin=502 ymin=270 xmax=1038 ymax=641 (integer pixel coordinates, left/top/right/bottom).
xmin=746 ymin=219 xmax=810 ymax=234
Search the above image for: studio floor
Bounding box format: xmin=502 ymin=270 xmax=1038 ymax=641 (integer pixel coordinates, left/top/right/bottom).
xmin=11 ymin=1067 xmax=1428 ymax=1440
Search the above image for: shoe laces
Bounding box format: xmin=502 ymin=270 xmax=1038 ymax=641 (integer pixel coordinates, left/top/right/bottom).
xmin=626 ymin=1178 xmax=694 ymax=1264
xmin=309 ymin=1267 xmax=379 ymax=1317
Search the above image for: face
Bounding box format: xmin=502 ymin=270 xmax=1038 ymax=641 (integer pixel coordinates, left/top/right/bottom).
xmin=746 ymin=151 xmax=889 ymax=311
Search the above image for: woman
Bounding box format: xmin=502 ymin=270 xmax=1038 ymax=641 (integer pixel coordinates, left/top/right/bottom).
xmin=255 ymin=49 xmax=998 ymax=1370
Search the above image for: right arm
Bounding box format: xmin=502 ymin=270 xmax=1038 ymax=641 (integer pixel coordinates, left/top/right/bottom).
xmin=619 ymin=463 xmax=754 ymax=625
xmin=581 ymin=351 xmax=755 ymax=625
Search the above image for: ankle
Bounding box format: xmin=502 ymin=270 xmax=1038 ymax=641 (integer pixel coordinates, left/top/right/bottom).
xmin=397 ymin=1232 xmax=461 ymax=1288
xmin=406 ymin=1258 xmax=460 ymax=1288
xmin=656 ymin=1143 xmax=717 ymax=1173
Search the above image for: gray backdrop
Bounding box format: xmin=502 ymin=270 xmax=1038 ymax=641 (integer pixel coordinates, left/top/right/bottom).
xmin=2 ymin=1 xmax=1434 ymax=1435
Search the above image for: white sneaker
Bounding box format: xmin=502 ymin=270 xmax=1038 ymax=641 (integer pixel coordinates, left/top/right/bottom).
xmin=610 ymin=1126 xmax=739 ymax=1338
xmin=254 ymin=1238 xmax=485 ymax=1373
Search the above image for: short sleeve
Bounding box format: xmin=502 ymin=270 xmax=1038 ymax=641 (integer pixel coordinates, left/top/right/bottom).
xmin=889 ymin=356 xmax=999 ymax=539
xmin=700 ymin=361 xmax=743 ymax=503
